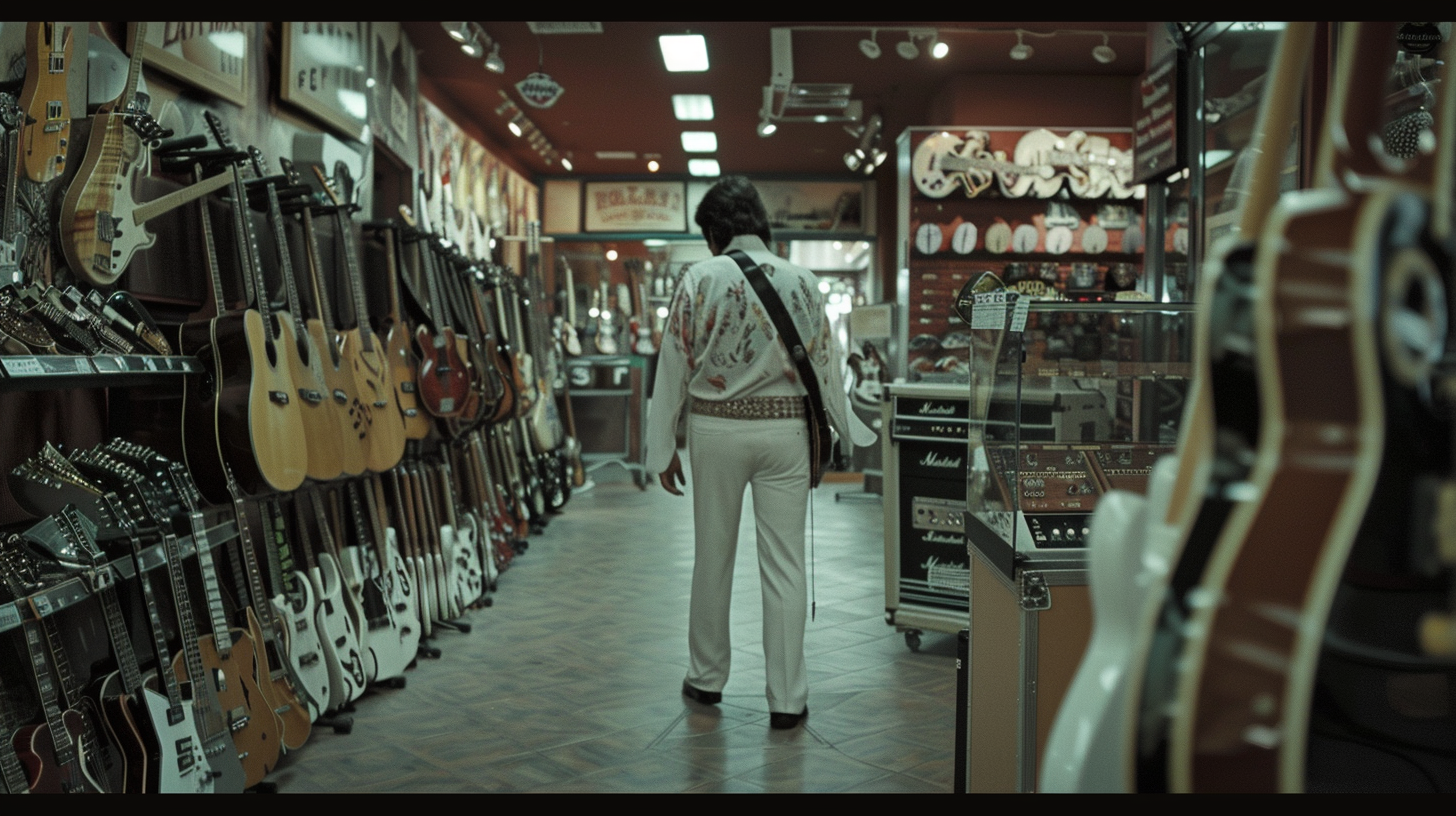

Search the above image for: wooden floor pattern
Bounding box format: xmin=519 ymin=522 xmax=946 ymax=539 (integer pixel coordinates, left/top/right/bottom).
xmin=268 ymin=472 xmax=960 ymax=793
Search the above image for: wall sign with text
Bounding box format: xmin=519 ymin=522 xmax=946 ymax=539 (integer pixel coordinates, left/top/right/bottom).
xmin=584 ymin=182 xmax=687 ymax=232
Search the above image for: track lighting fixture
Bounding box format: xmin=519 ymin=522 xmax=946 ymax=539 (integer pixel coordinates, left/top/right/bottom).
xmin=484 ymin=42 xmax=505 ymax=73
xmin=896 ymin=32 xmax=920 ymax=60
xmin=1092 ymin=33 xmax=1116 ymax=64
xmin=843 ymin=113 xmax=886 ymax=176
xmin=859 ymin=29 xmax=881 ymax=59
xmin=757 ymin=118 xmax=777 ymax=137
xmin=931 ymin=37 xmax=948 ymax=59
xmin=444 ymin=21 xmax=471 ymax=43
xmin=508 ymin=114 xmax=524 ymax=137
xmin=1010 ymin=30 xmax=1034 ymax=60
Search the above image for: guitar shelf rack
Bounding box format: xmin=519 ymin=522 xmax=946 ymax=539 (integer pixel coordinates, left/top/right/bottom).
xmin=0 ymin=353 xmax=203 ymax=391
xmin=0 ymin=520 xmax=237 ymax=637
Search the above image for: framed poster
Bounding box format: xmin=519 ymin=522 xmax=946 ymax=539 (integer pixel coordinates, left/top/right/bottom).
xmin=584 ymin=181 xmax=687 ymax=232
xmin=754 ymin=180 xmax=864 ymax=233
xmin=133 ymin=22 xmax=250 ymax=105
xmin=280 ymin=22 xmax=368 ymax=140
xmin=367 ymin=21 xmax=417 ymax=161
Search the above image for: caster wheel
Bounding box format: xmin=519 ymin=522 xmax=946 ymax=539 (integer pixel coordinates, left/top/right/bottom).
xmin=904 ymin=631 xmax=922 ymax=652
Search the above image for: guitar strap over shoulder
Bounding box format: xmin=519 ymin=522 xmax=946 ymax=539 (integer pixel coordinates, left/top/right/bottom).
xmin=725 ymin=248 xmax=832 ymax=486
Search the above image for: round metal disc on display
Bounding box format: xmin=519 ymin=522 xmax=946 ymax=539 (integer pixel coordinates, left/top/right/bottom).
xmin=915 ymin=222 xmax=944 ymax=255
xmin=1045 ymin=225 xmax=1073 ymax=255
xmin=1012 ymin=223 xmax=1040 ymax=254
xmin=984 ymin=222 xmax=1012 ymax=254
xmin=950 ymin=221 xmax=978 ymax=254
xmin=1080 ymin=224 xmax=1108 ymax=254
xmin=1122 ymin=225 xmax=1144 ymax=254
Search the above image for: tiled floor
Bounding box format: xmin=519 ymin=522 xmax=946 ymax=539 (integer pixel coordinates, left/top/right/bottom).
xmin=267 ymin=468 xmax=961 ymax=793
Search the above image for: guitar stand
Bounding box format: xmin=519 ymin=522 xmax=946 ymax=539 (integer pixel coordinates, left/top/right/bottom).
xmin=435 ymin=618 xmax=473 ymax=634
xmin=417 ymin=641 xmax=443 ymax=660
xmin=248 ymin=780 xmax=280 ymax=794
xmin=317 ymin=712 xmax=355 ymax=735
xmin=374 ymin=675 xmax=408 ymax=690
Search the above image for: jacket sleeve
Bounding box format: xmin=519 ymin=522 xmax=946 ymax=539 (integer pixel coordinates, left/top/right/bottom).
xmin=645 ymin=274 xmax=693 ymax=474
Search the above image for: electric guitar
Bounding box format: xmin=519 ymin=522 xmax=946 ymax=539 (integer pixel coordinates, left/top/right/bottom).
xmin=257 ymin=500 xmax=331 ymax=722
xmin=1115 ymin=23 xmax=1317 ymax=793
xmin=1005 ymin=128 xmax=1137 ymax=199
xmin=911 ymin=129 xmax=1052 ymax=199
xmin=298 ymin=490 xmax=369 ymax=712
xmin=365 ymin=219 xmax=432 ymax=441
xmin=0 ymin=546 xmax=110 ymax=794
xmin=18 ymin=22 xmax=72 ymax=184
xmin=1171 ymin=23 xmax=1455 ymax=792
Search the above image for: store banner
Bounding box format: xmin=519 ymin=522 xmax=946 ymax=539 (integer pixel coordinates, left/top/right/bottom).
xmin=584 ymin=181 xmax=687 ymax=232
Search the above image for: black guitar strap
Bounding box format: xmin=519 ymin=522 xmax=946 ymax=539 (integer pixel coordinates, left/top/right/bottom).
xmin=724 ymin=249 xmax=826 ymax=423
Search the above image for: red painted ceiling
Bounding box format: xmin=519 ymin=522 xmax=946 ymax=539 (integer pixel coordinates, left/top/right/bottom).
xmin=403 ymin=21 xmax=1152 ymax=181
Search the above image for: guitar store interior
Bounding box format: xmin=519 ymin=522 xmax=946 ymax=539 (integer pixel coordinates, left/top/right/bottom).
xmin=0 ymin=21 xmax=1453 ymax=795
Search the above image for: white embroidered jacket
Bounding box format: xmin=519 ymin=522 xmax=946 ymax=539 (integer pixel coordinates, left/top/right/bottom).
xmin=645 ymin=235 xmax=876 ymax=474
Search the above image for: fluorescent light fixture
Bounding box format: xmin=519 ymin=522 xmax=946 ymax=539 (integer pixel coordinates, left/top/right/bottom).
xmin=596 ymin=151 xmax=637 ymax=160
xmin=659 ymin=34 xmax=709 ymax=72
xmin=687 ymin=158 xmax=721 ymax=177
xmin=672 ymin=94 xmax=715 ymax=120
xmin=680 ymin=131 xmax=718 ymax=152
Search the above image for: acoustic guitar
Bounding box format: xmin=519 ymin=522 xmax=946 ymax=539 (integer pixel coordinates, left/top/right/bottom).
xmin=315 ymin=164 xmax=406 ymax=473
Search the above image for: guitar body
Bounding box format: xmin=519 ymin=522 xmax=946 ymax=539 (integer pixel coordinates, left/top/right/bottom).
xmin=307 ymin=317 xmax=369 ymax=478
xmin=385 ymin=319 xmax=432 ymax=440
xmin=241 ymin=604 xmax=312 ymax=755
xmin=181 ymin=628 xmax=282 ymax=788
xmin=416 ymin=325 xmax=471 ymax=418
xmin=381 ymin=527 xmax=421 ymax=655
xmin=94 ymin=673 xmax=152 ymax=793
xmin=341 ymin=329 xmax=404 ymax=473
xmin=13 ymin=708 xmax=104 ymax=793
xmin=58 ymin=110 xmax=155 ymax=285
xmin=139 ymin=672 xmax=214 ymax=794
xmin=278 ymin=310 xmax=346 ymax=482
xmin=19 ymin=22 xmax=72 ymax=183
xmin=309 ymin=556 xmax=368 ymax=711
xmin=270 ymin=572 xmax=331 ymax=721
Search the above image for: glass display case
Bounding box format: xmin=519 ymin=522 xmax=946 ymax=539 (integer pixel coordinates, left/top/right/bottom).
xmin=960 ymin=296 xmax=1194 ymax=581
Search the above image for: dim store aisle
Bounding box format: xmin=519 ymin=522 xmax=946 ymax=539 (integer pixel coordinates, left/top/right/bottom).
xmin=267 ymin=464 xmax=958 ymax=793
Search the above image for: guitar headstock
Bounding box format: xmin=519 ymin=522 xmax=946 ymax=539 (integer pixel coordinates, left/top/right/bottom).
xmin=203 ymin=109 xmax=236 ymax=152
xmin=312 ymin=164 xmax=355 ymax=213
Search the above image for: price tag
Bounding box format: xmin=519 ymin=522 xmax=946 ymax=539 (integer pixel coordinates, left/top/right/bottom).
xmin=969 ymin=291 xmax=1011 ymax=330
xmin=2 ymin=357 xmax=44 ymax=376
xmin=0 ymin=602 xmax=20 ymax=631
xmin=1010 ymin=295 xmax=1030 ymax=332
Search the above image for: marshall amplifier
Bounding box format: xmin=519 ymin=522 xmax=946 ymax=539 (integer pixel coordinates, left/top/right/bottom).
xmin=884 ymin=385 xmax=972 ymax=624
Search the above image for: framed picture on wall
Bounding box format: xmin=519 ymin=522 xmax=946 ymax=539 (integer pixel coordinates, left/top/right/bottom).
xmin=367 ymin=21 xmax=418 ymax=162
xmin=132 ymin=22 xmax=250 ymax=106
xmin=280 ymin=21 xmax=369 ymax=140
xmin=754 ymin=180 xmax=865 ymax=233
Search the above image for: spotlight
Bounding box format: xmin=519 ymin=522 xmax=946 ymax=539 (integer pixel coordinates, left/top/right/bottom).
xmin=459 ymin=32 xmax=481 ymax=57
xmin=508 ymin=114 xmax=524 ymax=137
xmin=561 ymin=155 xmax=573 ymax=172
xmin=931 ymin=37 xmax=948 ymax=59
xmin=896 ymin=33 xmax=919 ymax=60
xmin=484 ymin=42 xmax=505 ymax=73
xmin=859 ymin=29 xmax=881 ymax=59
xmin=1010 ymin=30 xmax=1033 ymax=61
xmin=757 ymin=119 xmax=777 ymax=137
xmin=843 ymin=151 xmax=862 ymax=172
xmin=444 ymin=21 xmax=471 ymax=43
xmin=1092 ymin=33 xmax=1116 ymax=64
xmin=647 ymin=160 xmax=660 ymax=172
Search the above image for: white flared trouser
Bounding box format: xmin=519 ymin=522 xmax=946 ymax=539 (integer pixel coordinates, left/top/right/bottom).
xmin=685 ymin=413 xmax=810 ymax=714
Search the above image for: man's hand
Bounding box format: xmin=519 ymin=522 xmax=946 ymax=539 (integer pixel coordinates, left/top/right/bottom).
xmin=658 ymin=452 xmax=686 ymax=496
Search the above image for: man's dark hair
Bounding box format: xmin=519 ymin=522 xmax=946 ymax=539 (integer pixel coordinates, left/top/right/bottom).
xmin=694 ymin=175 xmax=772 ymax=250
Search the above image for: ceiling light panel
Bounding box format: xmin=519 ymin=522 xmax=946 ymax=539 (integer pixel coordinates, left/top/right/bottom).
xmin=687 ymin=159 xmax=721 ymax=177
xmin=660 ymin=34 xmax=709 ymax=72
xmin=672 ymin=94 xmax=715 ymax=121
xmin=680 ymin=131 xmax=718 ymax=152
xmin=526 ymin=22 xmax=604 ymax=34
